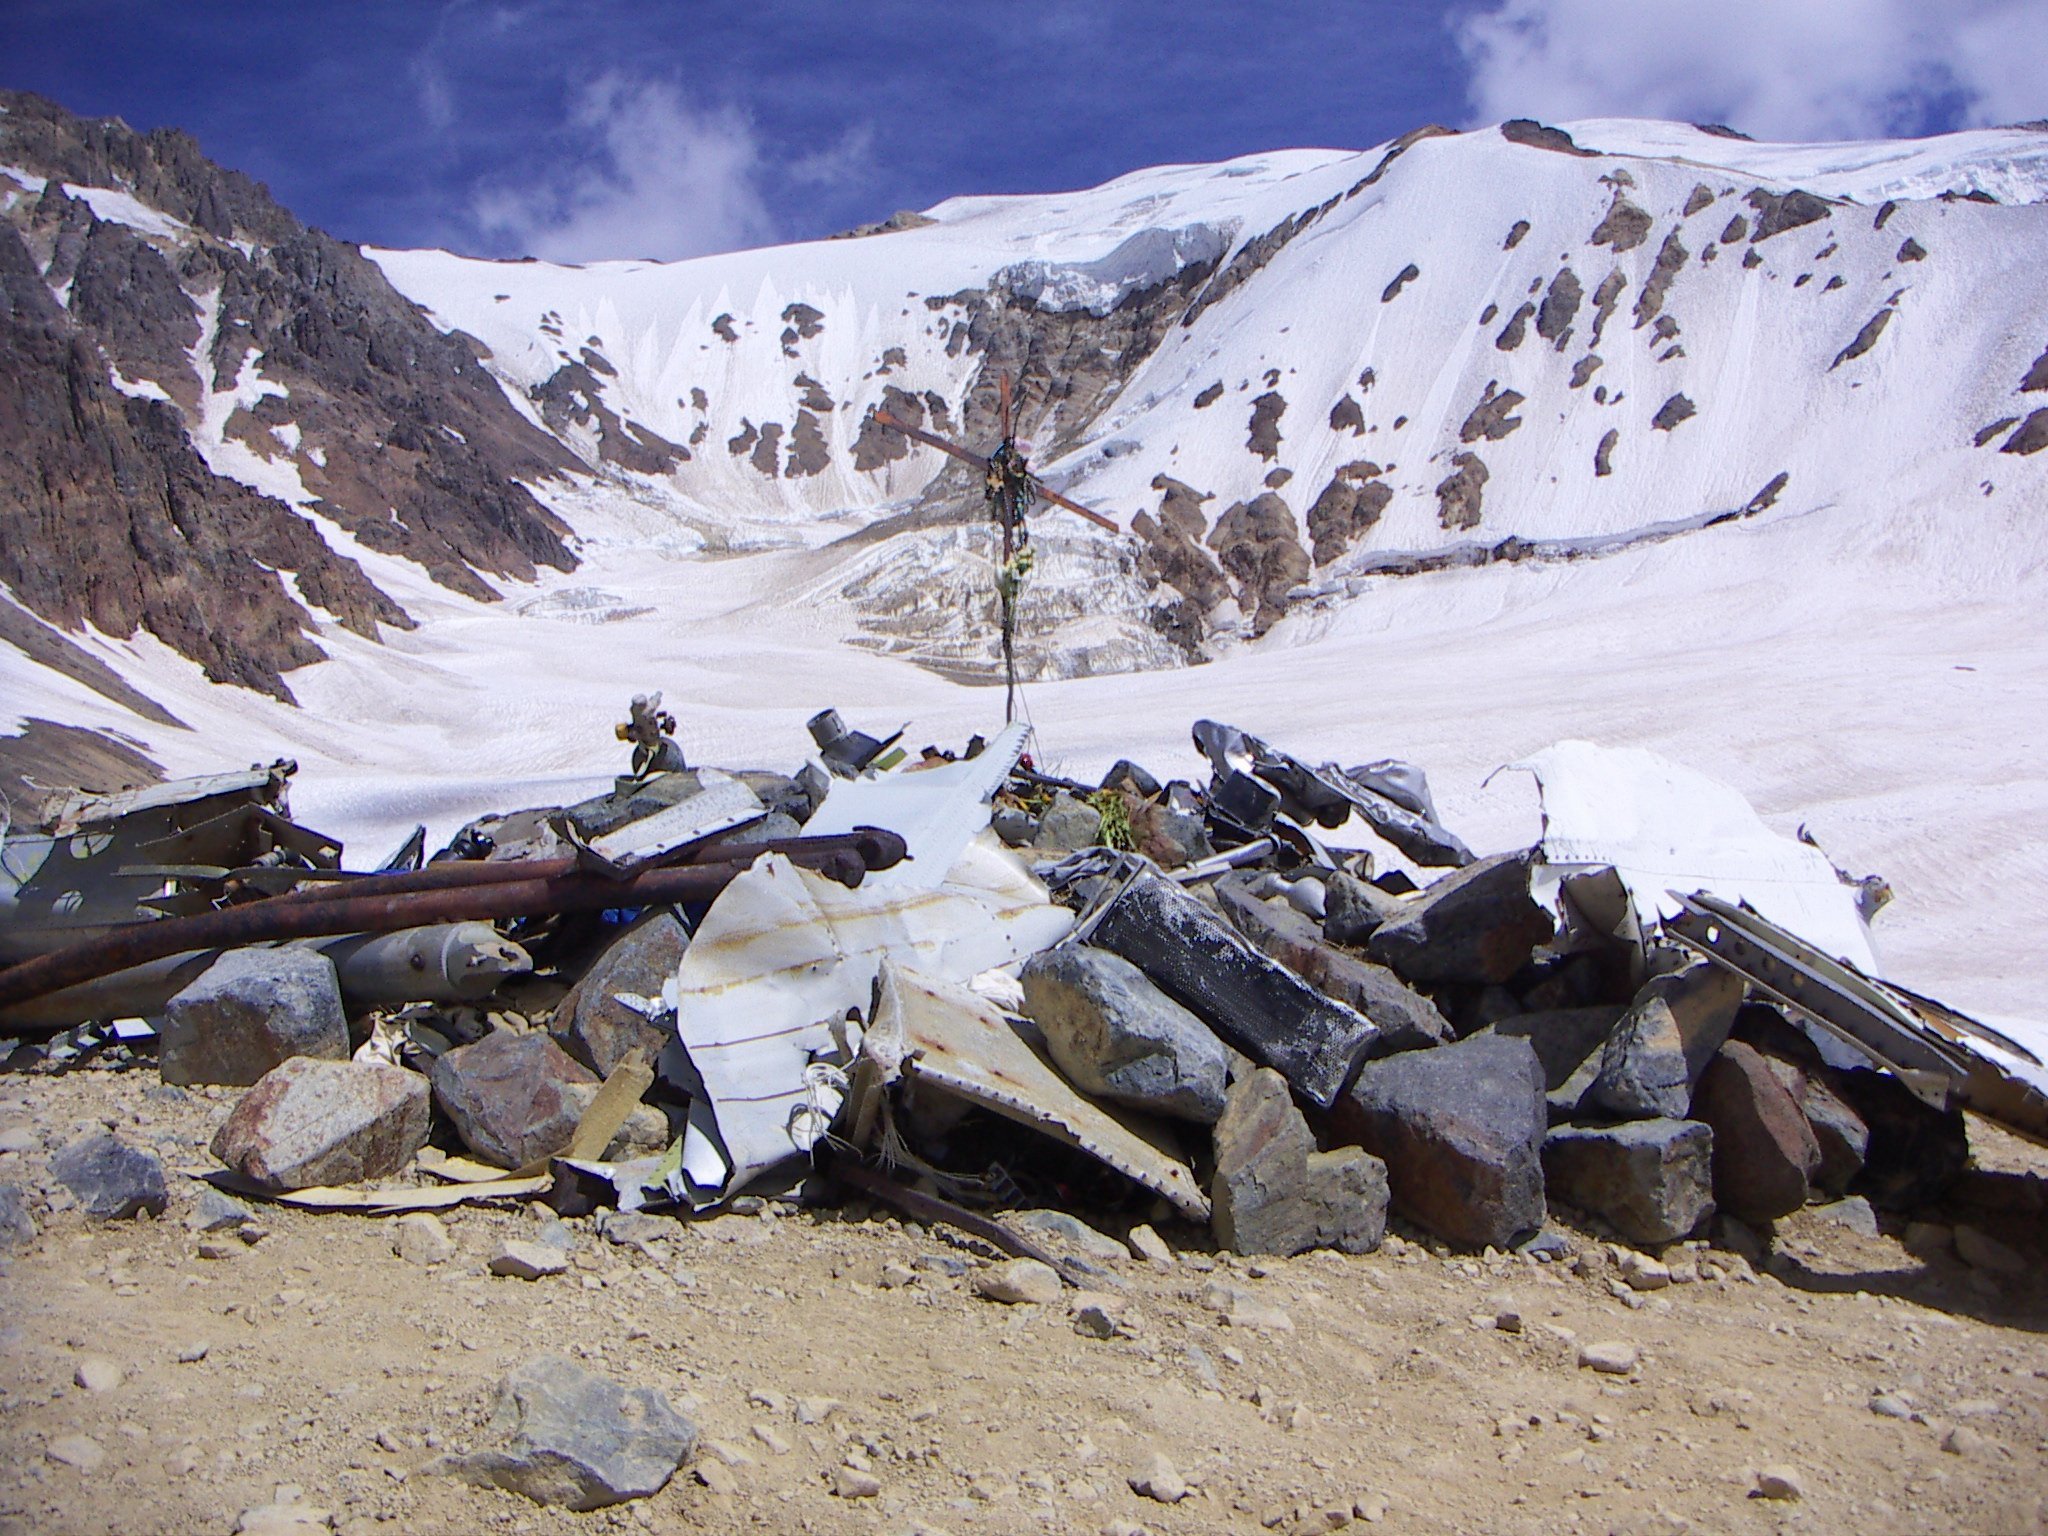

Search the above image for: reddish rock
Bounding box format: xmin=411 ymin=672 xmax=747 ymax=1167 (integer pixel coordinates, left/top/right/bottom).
xmin=211 ymin=1058 xmax=430 ymax=1191
xmin=432 ymin=1030 xmax=597 ymax=1171
xmin=1692 ymin=1041 xmax=1820 ymax=1222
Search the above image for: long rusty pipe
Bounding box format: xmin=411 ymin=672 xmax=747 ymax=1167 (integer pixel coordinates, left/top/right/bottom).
xmin=0 ymin=847 xmax=874 ymax=1013
xmin=269 ymin=828 xmax=906 ymax=906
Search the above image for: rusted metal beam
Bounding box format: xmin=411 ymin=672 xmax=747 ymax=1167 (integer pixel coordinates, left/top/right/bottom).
xmin=0 ymin=849 xmax=870 ymax=1014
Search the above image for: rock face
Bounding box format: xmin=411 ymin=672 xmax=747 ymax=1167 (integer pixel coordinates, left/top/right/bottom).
xmin=1340 ymin=1033 xmax=1548 ymax=1249
xmin=434 ymin=1355 xmax=695 ymax=1510
xmin=1211 ymin=1068 xmax=1388 ymax=1256
xmin=1542 ymin=1118 xmax=1715 ymax=1246
xmin=1368 ymin=852 xmax=1553 ymax=986
xmin=551 ymin=915 xmax=688 ymax=1078
xmin=1691 ymin=1041 xmax=1820 ymax=1222
xmin=1020 ymin=946 xmax=1229 ymax=1123
xmin=1587 ymin=963 xmax=1744 ymax=1120
xmin=210 ymin=1057 xmax=431 ymax=1191
xmin=431 ymin=1030 xmax=599 ymax=1171
xmin=160 ymin=947 xmax=350 ymax=1087
xmin=48 ymin=1134 xmax=167 ymax=1219
xmin=0 ymin=89 xmax=578 ymax=702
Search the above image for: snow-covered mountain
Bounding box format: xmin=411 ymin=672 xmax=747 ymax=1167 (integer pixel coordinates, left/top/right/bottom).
xmin=4 ymin=95 xmax=2046 ymax=1018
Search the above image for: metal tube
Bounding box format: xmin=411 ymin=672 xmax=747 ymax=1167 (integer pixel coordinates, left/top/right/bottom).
xmin=0 ymin=849 xmax=867 ymax=1015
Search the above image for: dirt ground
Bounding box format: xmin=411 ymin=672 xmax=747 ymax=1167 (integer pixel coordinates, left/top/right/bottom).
xmin=2 ymin=1063 xmax=2044 ymax=1536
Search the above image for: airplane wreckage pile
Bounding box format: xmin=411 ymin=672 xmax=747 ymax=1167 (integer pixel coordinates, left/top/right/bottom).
xmin=2 ymin=700 xmax=2045 ymax=1510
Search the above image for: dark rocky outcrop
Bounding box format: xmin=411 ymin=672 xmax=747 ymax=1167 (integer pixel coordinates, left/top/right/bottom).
xmin=1246 ymin=390 xmax=1286 ymax=459
xmin=1632 ymin=231 xmax=1689 ymax=329
xmin=1591 ymin=193 xmax=1654 ymax=253
xmin=1746 ymin=188 xmax=1832 ymax=241
xmin=1305 ymin=461 xmax=1391 ymax=564
xmin=1494 ymin=301 xmax=1535 ymax=350
xmin=1587 ymin=269 xmax=1627 ymax=346
xmin=1459 ymin=382 xmax=1526 ymax=442
xmin=1503 ymin=219 xmax=1531 ymax=250
xmin=1831 ymin=309 xmax=1894 ymax=369
xmin=1536 ymin=268 xmax=1582 ymax=348
xmin=1207 ymin=492 xmax=1309 ymax=633
xmin=1381 ymin=263 xmax=1420 ymax=302
xmin=1501 ymin=120 xmax=1596 ymax=156
xmin=1651 ymin=394 xmax=1697 ymax=431
xmin=1328 ymin=393 xmax=1364 ymax=434
xmin=2002 ymin=410 xmax=2048 ymax=456
xmin=1434 ymin=452 xmax=1490 ymax=530
xmin=1132 ymin=475 xmax=1229 ymax=614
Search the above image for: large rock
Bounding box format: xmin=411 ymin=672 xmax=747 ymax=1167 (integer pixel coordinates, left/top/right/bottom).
xmin=1542 ymin=1118 xmax=1715 ymax=1246
xmin=432 ymin=1029 xmax=599 ymax=1170
xmin=49 ymin=1134 xmax=168 ymax=1219
xmin=1367 ymin=851 xmax=1554 ymax=985
xmin=1480 ymin=1006 xmax=1621 ymax=1104
xmin=1211 ymin=1068 xmax=1388 ymax=1255
xmin=1764 ymin=1061 xmax=1869 ymax=1196
xmin=1214 ymin=876 xmax=1451 ymax=1053
xmin=1322 ymin=869 xmax=1406 ymax=947
xmin=1020 ymin=946 xmax=1229 ymax=1123
xmin=1691 ymin=1041 xmax=1820 ymax=1222
xmin=1034 ymin=791 xmax=1103 ymax=850
xmin=210 ymin=1057 xmax=431 ymax=1191
xmin=1339 ymin=1033 xmax=1548 ymax=1249
xmin=551 ymin=914 xmax=688 ymax=1078
xmin=160 ymin=946 xmax=350 ymax=1087
xmin=1586 ymin=963 xmax=1743 ymax=1120
xmin=433 ymin=1355 xmax=695 ymax=1509
xmin=1089 ymin=870 xmax=1380 ymax=1108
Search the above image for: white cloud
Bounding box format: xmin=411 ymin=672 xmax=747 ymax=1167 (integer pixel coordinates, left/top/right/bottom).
xmin=1456 ymin=0 xmax=2047 ymax=141
xmin=471 ymin=74 xmax=778 ymax=262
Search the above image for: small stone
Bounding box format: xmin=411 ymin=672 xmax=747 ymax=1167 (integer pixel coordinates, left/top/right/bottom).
xmin=794 ymin=1397 xmax=844 ymax=1425
xmin=49 ymin=1134 xmax=169 ymax=1220
xmin=74 ymin=1357 xmax=123 ymax=1393
xmin=0 ymin=1124 xmax=37 ymax=1154
xmin=1810 ymin=1195 xmax=1879 ymax=1238
xmin=1011 ymin=1209 xmax=1130 ymax=1263
xmin=47 ymin=1434 xmax=106 ymax=1472
xmin=0 ymin=1181 xmax=38 ymax=1248
xmin=832 ymin=1465 xmax=882 ymax=1498
xmin=1577 ymin=1341 xmax=1639 ymax=1375
xmin=1954 ymin=1224 xmax=2026 ymax=1275
xmin=1127 ymin=1224 xmax=1172 ymax=1264
xmin=878 ymin=1262 xmax=918 ymax=1288
xmin=187 ymin=1186 xmax=254 ymax=1233
xmin=696 ymin=1461 xmax=738 ymax=1496
xmin=1034 ymin=791 xmax=1103 ymax=851
xmin=489 ymin=1240 xmax=567 ymax=1280
xmin=751 ymin=1424 xmax=791 ymax=1456
xmin=1073 ymin=1299 xmax=1130 ymax=1340
xmin=1869 ymin=1393 xmax=1913 ymax=1420
xmin=1128 ymin=1450 xmax=1187 ymax=1503
xmin=1620 ymin=1253 xmax=1671 ymax=1291
xmin=1942 ymin=1425 xmax=1995 ymax=1460
xmin=1226 ymin=1297 xmax=1295 ymax=1333
xmin=1355 ymin=1492 xmax=1389 ymax=1522
xmin=1752 ymin=1465 xmax=1803 ymax=1501
xmin=177 ymin=1342 xmax=210 ymax=1364
xmin=973 ymin=1258 xmax=1062 ymax=1305
xmin=197 ymin=1238 xmax=242 ymax=1261
xmin=234 ymin=1501 xmax=336 ymax=1534
xmin=392 ymin=1212 xmax=455 ymax=1266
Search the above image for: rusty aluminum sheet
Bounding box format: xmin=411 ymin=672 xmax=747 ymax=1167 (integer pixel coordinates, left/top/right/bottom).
xmin=862 ymin=958 xmax=1208 ymax=1221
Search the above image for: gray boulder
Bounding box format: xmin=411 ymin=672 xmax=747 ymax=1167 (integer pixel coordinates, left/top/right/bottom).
xmin=1020 ymin=946 xmax=1229 ymax=1123
xmin=552 ymin=914 xmax=688 ymax=1078
xmin=1340 ymin=1032 xmax=1548 ymax=1249
xmin=210 ymin=1057 xmax=431 ymax=1191
xmin=1215 ymin=876 xmax=1451 ymax=1053
xmin=49 ymin=1134 xmax=168 ymax=1220
xmin=160 ymin=946 xmax=350 ymax=1087
xmin=1587 ymin=963 xmax=1744 ymax=1120
xmin=1798 ymin=1074 xmax=1870 ymax=1195
xmin=1034 ymin=791 xmax=1103 ymax=850
xmin=0 ymin=1182 xmax=38 ymax=1247
xmin=1366 ymin=851 xmax=1554 ymax=985
xmin=1211 ymin=1068 xmax=1388 ymax=1256
xmin=1478 ymin=1006 xmax=1622 ymax=1122
xmin=1542 ymin=1118 xmax=1715 ymax=1246
xmin=1692 ymin=1041 xmax=1820 ymax=1222
xmin=1322 ymin=868 xmax=1405 ymax=947
xmin=433 ymin=1354 xmax=695 ymax=1509
xmin=433 ymin=1030 xmax=600 ymax=1171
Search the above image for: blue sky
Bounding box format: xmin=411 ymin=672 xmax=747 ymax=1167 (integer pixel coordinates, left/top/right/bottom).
xmin=7 ymin=1 xmax=2041 ymax=261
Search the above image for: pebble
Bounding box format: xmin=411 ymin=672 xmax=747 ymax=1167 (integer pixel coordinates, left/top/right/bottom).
xmin=1942 ymin=1425 xmax=1995 ymax=1460
xmin=832 ymin=1465 xmax=882 ymax=1498
xmin=187 ymin=1187 xmax=254 ymax=1233
xmin=0 ymin=1124 xmax=39 ymax=1154
xmin=878 ymin=1262 xmax=919 ymax=1288
xmin=1127 ymin=1224 xmax=1172 ymax=1264
xmin=488 ymin=1240 xmax=567 ymax=1279
xmin=74 ymin=1356 xmax=124 ymax=1393
xmin=1012 ymin=1209 xmax=1129 ymax=1262
xmin=1356 ymin=1493 xmax=1389 ymax=1523
xmin=1073 ymin=1300 xmax=1130 ymax=1340
xmin=177 ymin=1342 xmax=210 ymax=1364
xmin=233 ymin=1501 xmax=335 ymax=1534
xmin=391 ymin=1212 xmax=455 ymax=1266
xmin=197 ymin=1238 xmax=243 ymax=1261
xmin=1752 ymin=1465 xmax=1803 ymax=1501
xmin=1869 ymin=1393 xmax=1914 ymax=1420
xmin=750 ymin=1424 xmax=791 ymax=1456
xmin=1127 ymin=1450 xmax=1187 ymax=1503
xmin=1227 ymin=1297 xmax=1295 ymax=1333
xmin=1577 ymin=1341 xmax=1639 ymax=1375
xmin=47 ymin=1434 xmax=106 ymax=1472
xmin=795 ymin=1396 xmax=844 ymax=1425
xmin=696 ymin=1462 xmax=738 ymax=1496
xmin=973 ymin=1258 xmax=1062 ymax=1305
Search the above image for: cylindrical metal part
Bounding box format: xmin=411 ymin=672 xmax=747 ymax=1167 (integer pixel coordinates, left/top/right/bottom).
xmin=0 ymin=849 xmax=866 ymax=1015
xmin=311 ymin=923 xmax=533 ymax=1007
